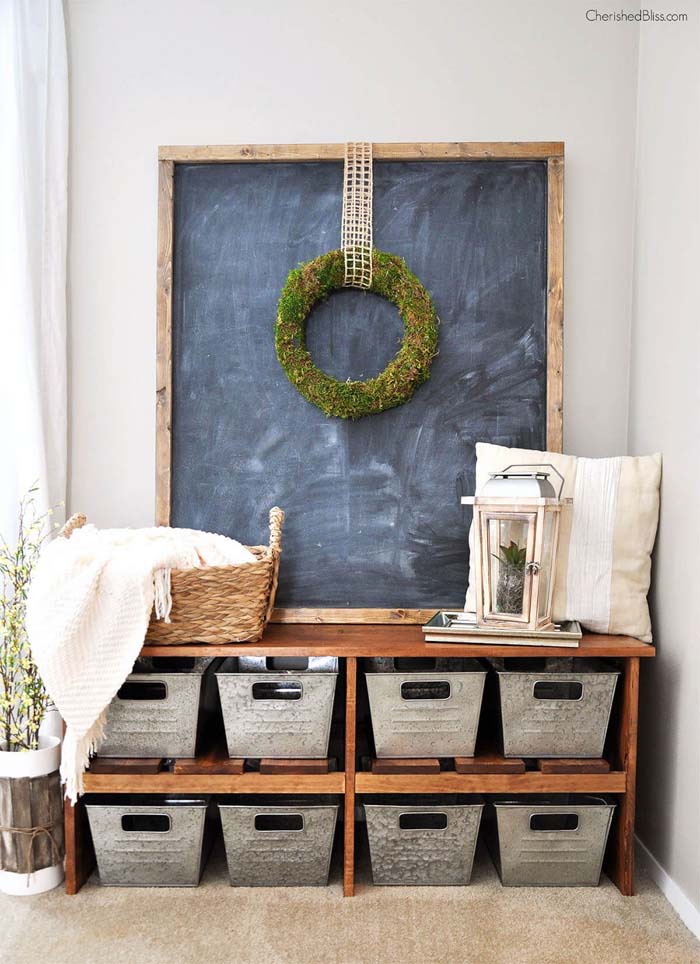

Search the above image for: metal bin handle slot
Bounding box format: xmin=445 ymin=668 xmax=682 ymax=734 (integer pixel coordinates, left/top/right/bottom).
xmin=121 ymin=813 xmax=171 ymax=833
xmin=529 ymin=813 xmax=579 ymax=832
xmin=117 ymin=680 xmax=168 ymax=701
xmin=254 ymin=813 xmax=304 ymax=832
xmin=252 ymin=680 xmax=303 ymax=701
xmin=399 ymin=812 xmax=448 ymax=831
xmin=533 ymin=680 xmax=583 ymax=701
xmin=400 ymin=680 xmax=451 ymax=701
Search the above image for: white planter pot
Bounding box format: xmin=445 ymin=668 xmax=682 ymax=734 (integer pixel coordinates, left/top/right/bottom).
xmin=0 ymin=862 xmax=64 ymax=897
xmin=39 ymin=707 xmax=64 ymax=742
xmin=0 ymin=735 xmax=64 ymax=895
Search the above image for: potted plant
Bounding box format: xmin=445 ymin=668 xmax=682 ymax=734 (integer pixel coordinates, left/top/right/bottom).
xmin=494 ymin=540 xmax=527 ymax=615
xmin=0 ymin=490 xmax=64 ymax=895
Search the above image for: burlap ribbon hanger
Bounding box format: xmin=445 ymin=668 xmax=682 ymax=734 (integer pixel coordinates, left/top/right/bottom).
xmin=341 ymin=142 xmax=373 ymax=288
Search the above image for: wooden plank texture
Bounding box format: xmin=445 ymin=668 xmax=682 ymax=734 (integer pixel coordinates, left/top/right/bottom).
xmin=606 ymin=656 xmax=640 ymax=896
xmin=11 ymin=777 xmax=32 ymax=874
xmin=82 ymin=771 xmax=345 ymax=794
xmin=546 ymin=154 xmax=564 ymax=452
xmin=371 ymin=758 xmax=441 ymax=775
xmin=48 ymin=773 xmax=65 ymax=870
xmin=155 ymin=158 xmax=174 ymax=526
xmin=537 ymin=758 xmax=611 ymax=774
xmin=159 ymin=142 xmax=565 ymax=163
xmin=89 ymin=757 xmax=164 ymax=775
xmin=141 ymin=625 xmax=656 ymax=659
xmin=356 ymin=771 xmax=626 ymax=794
xmin=454 ymin=753 xmax=526 ymax=774
xmin=32 ymin=774 xmax=52 ymax=870
xmin=271 ymin=608 xmax=437 ymax=625
xmin=259 ymin=759 xmax=330 ymax=775
xmin=64 ymin=798 xmax=95 ymax=896
xmin=172 ymin=744 xmax=245 ymax=775
xmin=344 ymin=657 xmax=357 ymax=897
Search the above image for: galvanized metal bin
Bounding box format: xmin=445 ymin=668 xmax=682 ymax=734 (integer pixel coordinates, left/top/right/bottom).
xmin=491 ymin=795 xmax=616 ymax=886
xmin=488 ymin=657 xmax=620 ymax=758
xmin=364 ymin=657 xmax=486 ymax=758
xmin=85 ymin=795 xmax=210 ymax=887
xmin=99 ymin=656 xmax=216 ymax=759
xmin=216 ymin=656 xmax=338 ymax=759
xmin=218 ymin=795 xmax=339 ymax=887
xmin=364 ymin=795 xmax=484 ymax=886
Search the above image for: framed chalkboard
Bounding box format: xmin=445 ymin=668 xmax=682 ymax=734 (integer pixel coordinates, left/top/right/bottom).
xmin=156 ymin=143 xmax=564 ymax=623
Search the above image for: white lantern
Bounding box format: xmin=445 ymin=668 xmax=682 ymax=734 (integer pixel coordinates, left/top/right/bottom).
xmin=462 ymin=464 xmax=569 ymax=632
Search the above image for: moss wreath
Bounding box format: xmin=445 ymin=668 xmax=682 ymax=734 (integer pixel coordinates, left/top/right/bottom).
xmin=275 ymin=249 xmax=439 ymax=419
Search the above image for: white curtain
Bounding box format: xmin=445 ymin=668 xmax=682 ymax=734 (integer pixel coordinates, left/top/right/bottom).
xmin=0 ymin=0 xmax=68 ymax=540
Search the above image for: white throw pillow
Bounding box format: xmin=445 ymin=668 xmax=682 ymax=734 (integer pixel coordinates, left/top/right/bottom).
xmin=464 ymin=443 xmax=662 ymax=642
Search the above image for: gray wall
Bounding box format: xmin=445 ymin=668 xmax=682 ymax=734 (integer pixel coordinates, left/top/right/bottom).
xmin=629 ymin=5 xmax=700 ymax=914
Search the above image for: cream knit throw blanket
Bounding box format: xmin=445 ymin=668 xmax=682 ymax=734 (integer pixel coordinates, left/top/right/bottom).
xmin=27 ymin=524 xmax=255 ymax=802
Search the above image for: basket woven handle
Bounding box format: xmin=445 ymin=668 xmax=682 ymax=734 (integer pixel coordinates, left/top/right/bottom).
xmin=268 ymin=507 xmax=285 ymax=555
xmin=59 ymin=513 xmax=87 ymax=540
xmin=265 ymin=507 xmax=285 ymax=623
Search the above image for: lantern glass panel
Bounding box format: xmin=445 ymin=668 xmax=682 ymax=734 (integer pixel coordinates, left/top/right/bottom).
xmin=538 ymin=511 xmax=556 ymax=621
xmin=487 ymin=517 xmax=530 ymax=618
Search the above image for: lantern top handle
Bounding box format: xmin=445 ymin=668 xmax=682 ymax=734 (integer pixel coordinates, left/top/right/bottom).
xmin=495 ymin=463 xmax=565 ymax=501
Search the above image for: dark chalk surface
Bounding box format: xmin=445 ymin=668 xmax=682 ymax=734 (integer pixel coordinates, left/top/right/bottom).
xmin=171 ymin=160 xmax=547 ymax=608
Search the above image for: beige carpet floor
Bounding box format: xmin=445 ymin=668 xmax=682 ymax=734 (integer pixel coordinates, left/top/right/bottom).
xmin=2 ymin=844 xmax=698 ymax=964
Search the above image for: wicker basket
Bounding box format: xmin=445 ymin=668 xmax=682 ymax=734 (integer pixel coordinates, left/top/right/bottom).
xmin=60 ymin=508 xmax=285 ymax=644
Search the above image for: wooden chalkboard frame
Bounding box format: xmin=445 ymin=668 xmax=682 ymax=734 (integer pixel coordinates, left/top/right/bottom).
xmin=155 ymin=142 xmax=564 ymax=624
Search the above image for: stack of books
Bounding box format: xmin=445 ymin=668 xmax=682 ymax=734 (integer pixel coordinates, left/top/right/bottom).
xmin=422 ymin=611 xmax=582 ymax=647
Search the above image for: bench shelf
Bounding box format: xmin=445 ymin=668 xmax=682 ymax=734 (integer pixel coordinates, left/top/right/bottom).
xmin=64 ymin=624 xmax=653 ymax=897
xmin=355 ymin=771 xmax=627 ymax=794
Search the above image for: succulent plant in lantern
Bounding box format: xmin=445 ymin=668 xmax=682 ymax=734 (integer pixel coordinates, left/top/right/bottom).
xmin=462 ymin=464 xmax=570 ymax=632
xmin=493 ymin=540 xmax=528 ymax=615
